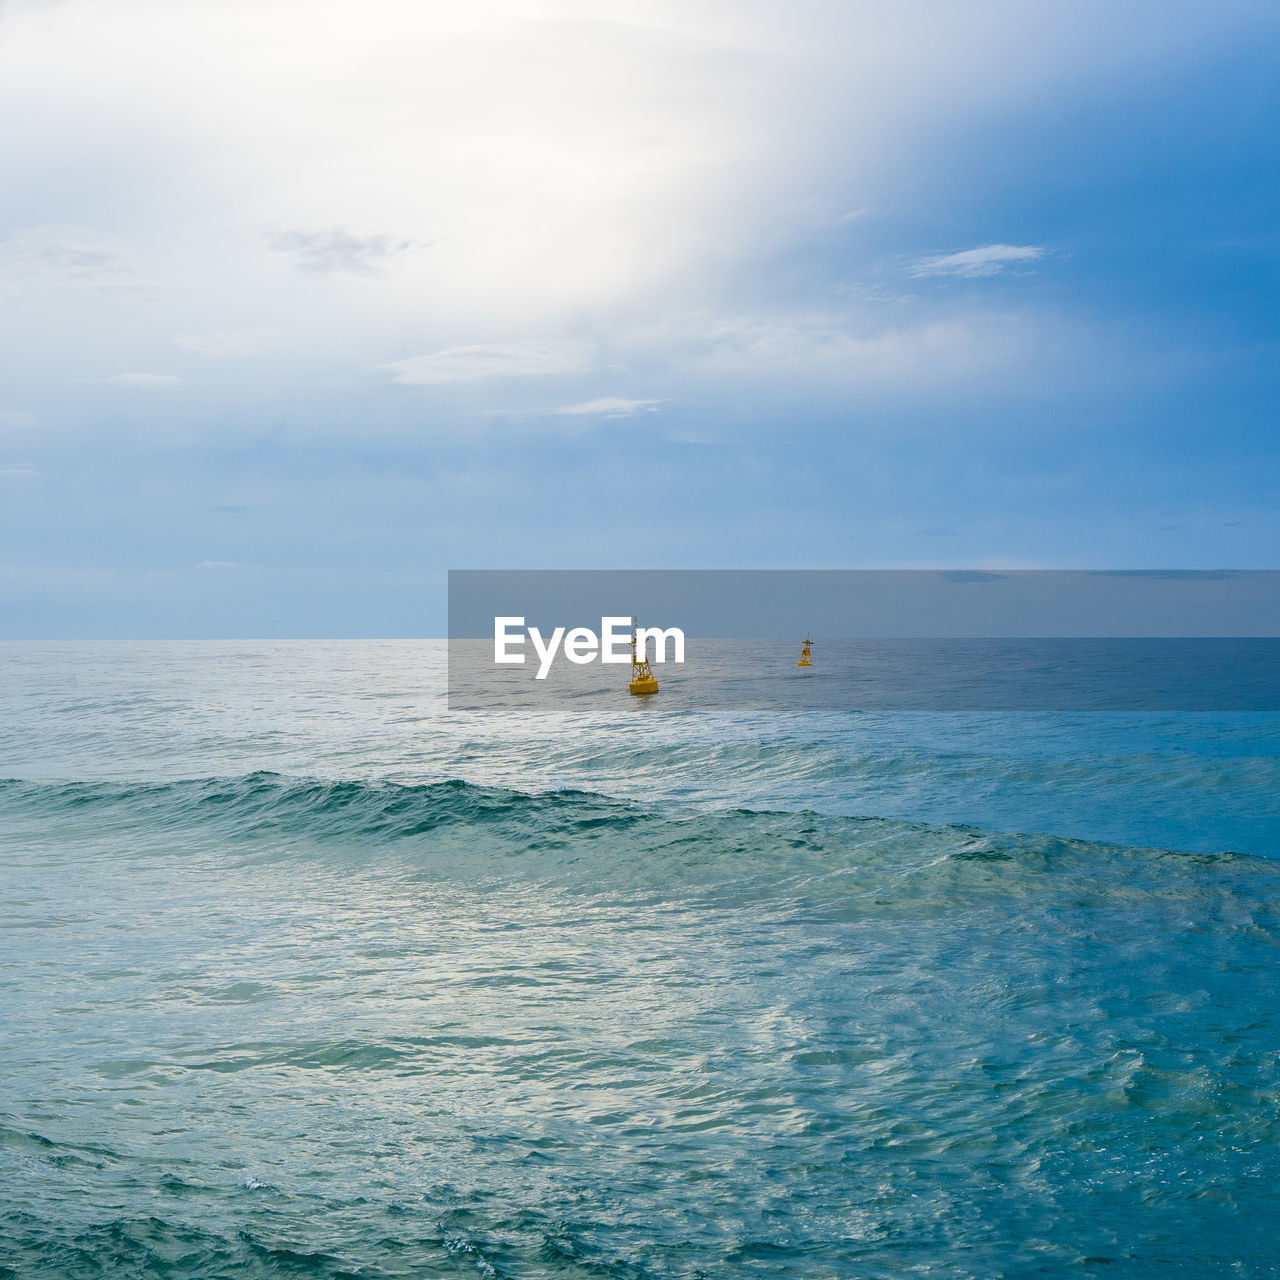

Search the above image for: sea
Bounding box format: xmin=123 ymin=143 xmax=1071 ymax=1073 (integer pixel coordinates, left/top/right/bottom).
xmin=1 ymin=640 xmax=1278 ymax=1278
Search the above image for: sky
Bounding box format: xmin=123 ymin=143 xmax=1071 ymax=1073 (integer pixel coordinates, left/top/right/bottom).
xmin=1 ymin=0 xmax=1278 ymax=636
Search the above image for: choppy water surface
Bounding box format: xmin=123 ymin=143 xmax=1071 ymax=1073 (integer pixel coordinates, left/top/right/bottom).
xmin=1 ymin=642 xmax=1278 ymax=1277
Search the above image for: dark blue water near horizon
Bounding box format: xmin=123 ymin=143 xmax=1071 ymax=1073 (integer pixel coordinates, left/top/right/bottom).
xmin=2 ymin=642 xmax=1278 ymax=1278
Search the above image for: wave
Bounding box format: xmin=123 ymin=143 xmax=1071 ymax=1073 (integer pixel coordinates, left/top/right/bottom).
xmin=1 ymin=773 xmax=1270 ymax=907
xmin=4 ymin=773 xmax=1280 ymax=1279
xmin=0 ymin=773 xmax=639 ymax=841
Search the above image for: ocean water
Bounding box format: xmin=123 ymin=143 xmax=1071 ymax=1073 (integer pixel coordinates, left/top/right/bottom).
xmin=2 ymin=641 xmax=1279 ymax=1278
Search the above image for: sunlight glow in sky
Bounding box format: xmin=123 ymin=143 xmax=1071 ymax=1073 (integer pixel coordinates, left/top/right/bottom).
xmin=1 ymin=0 xmax=1278 ymax=634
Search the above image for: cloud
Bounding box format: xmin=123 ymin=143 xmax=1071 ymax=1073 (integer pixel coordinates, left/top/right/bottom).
xmin=381 ymin=340 xmax=594 ymax=385
xmin=0 ymin=225 xmax=152 ymax=300
xmin=909 ymin=244 xmax=1044 ymax=279
xmin=109 ymin=372 xmax=181 ymax=389
xmin=270 ymin=228 xmax=420 ymax=276
xmin=173 ymin=330 xmax=277 ymax=358
xmin=196 ymin=560 xmax=248 ymax=570
xmin=800 ymin=200 xmax=872 ymax=229
xmin=545 ymin=397 xmax=665 ymax=419
xmin=659 ymin=310 xmax=1038 ymax=386
xmin=0 ymin=467 xmax=39 ymax=477
xmin=0 ymin=409 xmax=39 ymax=429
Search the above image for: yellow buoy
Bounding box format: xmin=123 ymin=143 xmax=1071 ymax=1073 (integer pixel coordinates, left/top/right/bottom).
xmin=629 ymin=616 xmax=659 ymax=695
xmin=797 ymin=635 xmax=813 ymax=667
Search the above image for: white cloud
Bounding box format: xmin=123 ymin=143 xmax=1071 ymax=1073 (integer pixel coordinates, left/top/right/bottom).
xmin=0 ymin=409 xmax=39 ymax=428
xmin=269 ymin=228 xmax=421 ymax=276
xmin=109 ymin=372 xmax=181 ymax=389
xmin=0 ymin=2 xmax=1144 ymax=336
xmin=0 ymin=1 xmax=1244 ymax=438
xmin=173 ymin=330 xmax=277 ymax=358
xmin=637 ymin=307 xmax=1054 ymax=391
xmin=909 ymin=244 xmax=1044 ymax=279
xmin=802 ymin=200 xmax=871 ymax=228
xmin=196 ymin=559 xmax=248 ymax=570
xmin=0 ymin=225 xmax=152 ymax=300
xmin=546 ymin=397 xmax=665 ymax=419
xmin=0 ymin=467 xmax=39 ymax=477
xmin=381 ymin=341 xmax=593 ymax=385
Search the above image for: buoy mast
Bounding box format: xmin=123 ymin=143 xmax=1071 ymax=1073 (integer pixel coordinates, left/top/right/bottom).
xmin=629 ymin=616 xmax=659 ymax=695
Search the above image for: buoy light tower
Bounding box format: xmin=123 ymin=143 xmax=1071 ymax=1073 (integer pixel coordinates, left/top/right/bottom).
xmin=629 ymin=616 xmax=659 ymax=695
xmin=797 ymin=635 xmax=813 ymax=667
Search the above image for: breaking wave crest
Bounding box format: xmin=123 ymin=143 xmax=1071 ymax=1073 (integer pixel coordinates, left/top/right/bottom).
xmin=0 ymin=771 xmax=1269 ymax=899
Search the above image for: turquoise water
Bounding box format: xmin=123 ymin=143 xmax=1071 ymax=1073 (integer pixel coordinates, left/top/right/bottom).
xmin=2 ymin=642 xmax=1279 ymax=1277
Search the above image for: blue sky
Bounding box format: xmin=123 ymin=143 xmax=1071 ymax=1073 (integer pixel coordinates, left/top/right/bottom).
xmin=1 ymin=0 xmax=1277 ymax=636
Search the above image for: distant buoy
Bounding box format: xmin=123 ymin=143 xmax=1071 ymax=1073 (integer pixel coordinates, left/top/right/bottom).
xmin=629 ymin=616 xmax=659 ymax=695
xmin=797 ymin=635 xmax=813 ymax=667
